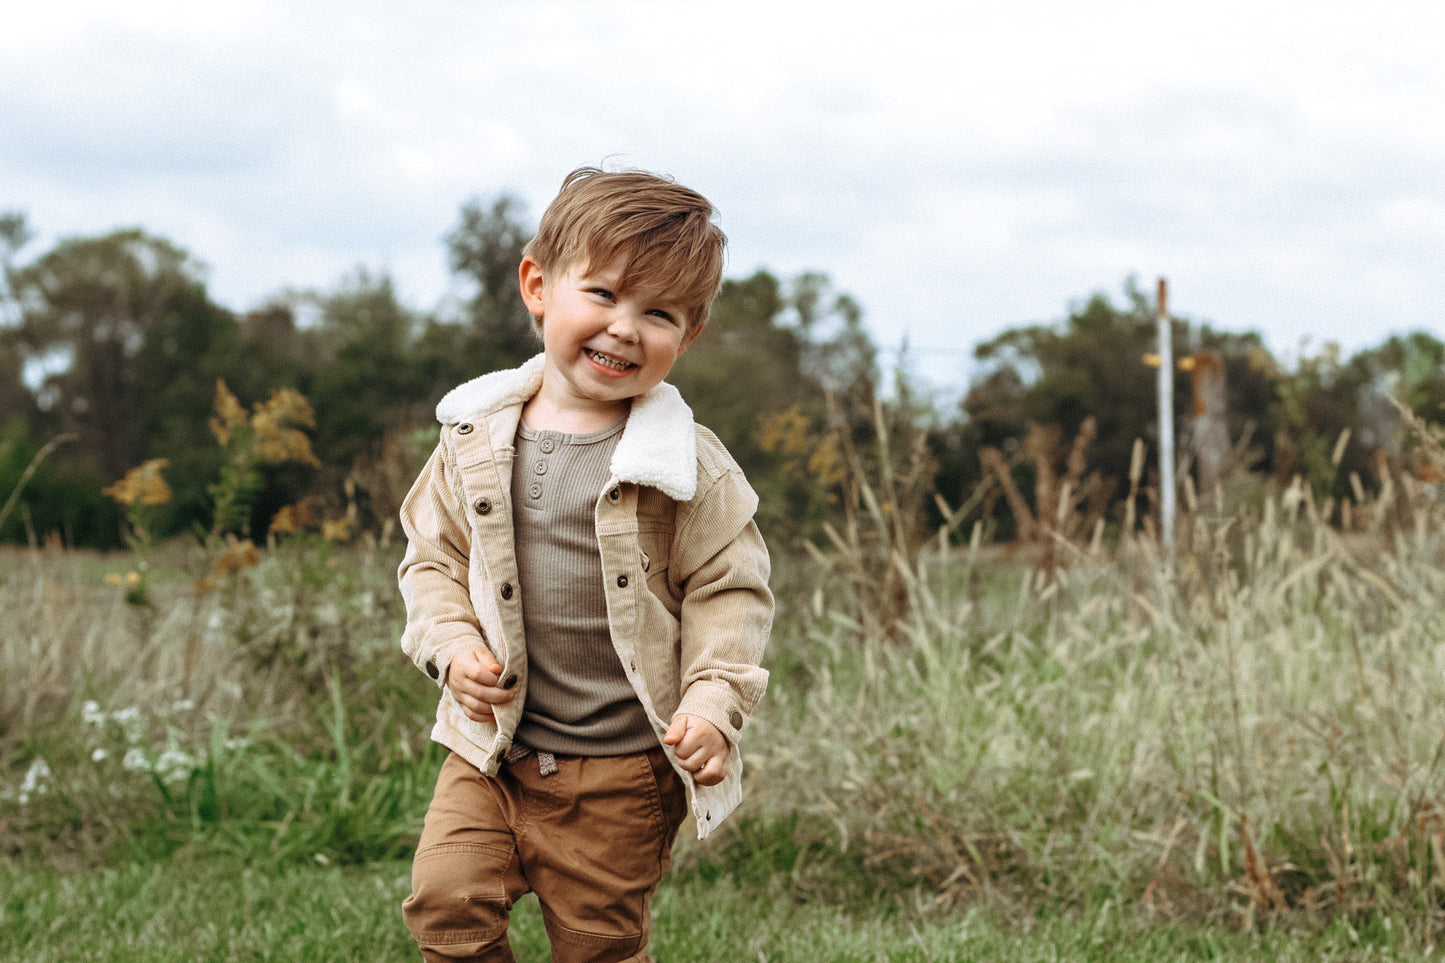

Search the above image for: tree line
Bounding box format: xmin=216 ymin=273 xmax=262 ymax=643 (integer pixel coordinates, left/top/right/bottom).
xmin=1 ymin=200 xmax=1442 ymax=551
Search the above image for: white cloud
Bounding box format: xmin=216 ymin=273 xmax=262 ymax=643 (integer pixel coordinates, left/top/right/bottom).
xmin=2 ymin=0 xmax=1442 ymax=379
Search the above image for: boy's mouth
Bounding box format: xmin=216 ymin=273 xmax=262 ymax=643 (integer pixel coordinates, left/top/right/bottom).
xmin=585 ymin=348 xmax=637 ymax=372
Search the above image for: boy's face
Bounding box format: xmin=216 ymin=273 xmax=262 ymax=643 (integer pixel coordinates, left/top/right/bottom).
xmin=520 ymin=254 xmax=702 ymax=426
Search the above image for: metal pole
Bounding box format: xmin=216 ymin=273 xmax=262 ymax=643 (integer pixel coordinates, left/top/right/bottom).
xmin=1157 ymin=277 xmax=1175 ymax=568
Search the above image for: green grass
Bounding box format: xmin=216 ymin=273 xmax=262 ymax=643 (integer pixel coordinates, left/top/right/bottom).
xmin=0 ymin=855 xmax=1420 ymax=962
xmin=9 ymin=463 xmax=1445 ymax=959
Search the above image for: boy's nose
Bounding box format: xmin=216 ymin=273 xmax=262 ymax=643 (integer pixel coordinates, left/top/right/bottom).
xmin=607 ymin=309 xmax=641 ymax=342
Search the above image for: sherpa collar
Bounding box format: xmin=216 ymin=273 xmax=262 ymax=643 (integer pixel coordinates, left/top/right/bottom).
xmin=434 ymin=354 xmax=699 ymax=501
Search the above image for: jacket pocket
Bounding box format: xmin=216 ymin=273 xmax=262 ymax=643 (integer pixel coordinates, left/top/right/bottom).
xmin=442 ymin=688 xmax=499 ymax=746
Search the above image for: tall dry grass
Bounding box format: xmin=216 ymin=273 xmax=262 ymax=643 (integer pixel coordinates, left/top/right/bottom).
xmin=0 ymin=537 xmax=438 ymax=862
xmin=7 ymin=403 xmax=1445 ymax=947
xmin=742 ymin=414 xmax=1445 ymax=943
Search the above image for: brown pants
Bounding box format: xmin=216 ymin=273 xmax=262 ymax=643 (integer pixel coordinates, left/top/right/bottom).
xmin=403 ymin=748 xmax=688 ymax=962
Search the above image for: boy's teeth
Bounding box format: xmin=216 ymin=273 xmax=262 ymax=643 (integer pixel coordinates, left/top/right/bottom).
xmin=588 ymin=350 xmax=632 ymax=370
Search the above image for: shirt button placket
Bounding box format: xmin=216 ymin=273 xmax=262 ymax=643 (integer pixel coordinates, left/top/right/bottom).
xmin=531 ymin=433 xmax=552 ymax=502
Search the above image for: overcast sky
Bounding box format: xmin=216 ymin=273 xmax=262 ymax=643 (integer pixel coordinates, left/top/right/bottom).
xmin=4 ymin=0 xmax=1442 ymax=393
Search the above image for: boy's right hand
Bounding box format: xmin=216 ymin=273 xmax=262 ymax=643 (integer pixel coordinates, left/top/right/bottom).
xmin=445 ymin=645 xmax=516 ymax=723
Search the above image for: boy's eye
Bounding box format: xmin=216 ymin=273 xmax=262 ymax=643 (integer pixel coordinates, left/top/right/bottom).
xmin=647 ymin=309 xmax=678 ymax=324
xmin=589 ymin=288 xmax=615 ymax=301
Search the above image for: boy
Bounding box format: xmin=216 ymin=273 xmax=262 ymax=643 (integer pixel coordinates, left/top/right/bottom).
xmin=398 ymin=167 xmax=773 ymax=962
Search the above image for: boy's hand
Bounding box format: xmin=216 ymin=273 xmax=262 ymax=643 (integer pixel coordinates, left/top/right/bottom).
xmin=445 ymin=645 xmax=515 ymax=723
xmin=663 ymin=714 xmax=730 ymax=787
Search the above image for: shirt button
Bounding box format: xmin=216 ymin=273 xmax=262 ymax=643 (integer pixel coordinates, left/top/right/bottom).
xmin=473 ymin=498 xmax=491 ymax=515
xmin=534 ymin=460 xmax=547 ymax=476
xmin=540 ymin=438 xmax=556 ymax=454
xmin=501 ymin=583 xmax=514 ymax=600
xmin=528 ymin=482 xmax=542 ymax=500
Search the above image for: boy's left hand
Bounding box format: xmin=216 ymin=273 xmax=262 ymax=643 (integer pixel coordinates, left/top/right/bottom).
xmin=663 ymin=714 xmax=730 ymax=787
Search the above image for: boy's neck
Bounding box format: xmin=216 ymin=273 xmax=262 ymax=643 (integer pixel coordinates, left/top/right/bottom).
xmin=521 ymin=392 xmax=630 ymax=435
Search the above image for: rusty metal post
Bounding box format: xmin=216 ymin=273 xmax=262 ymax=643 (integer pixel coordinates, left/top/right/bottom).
xmin=1191 ymin=350 xmax=1229 ymax=496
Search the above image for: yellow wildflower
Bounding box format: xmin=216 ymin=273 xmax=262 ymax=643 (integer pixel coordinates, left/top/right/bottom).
xmin=268 ymin=505 xmax=298 ymax=535
xmin=211 ymin=536 xmax=261 ymax=577
xmin=252 ymin=408 xmax=321 ymax=468
xmin=263 ymin=387 xmax=317 ymax=429
xmin=102 ymin=459 xmax=172 ymax=507
xmin=321 ymin=517 xmax=354 ymax=542
xmin=209 ymin=380 xmax=248 ymax=446
xmin=807 ymin=437 xmax=847 ymax=488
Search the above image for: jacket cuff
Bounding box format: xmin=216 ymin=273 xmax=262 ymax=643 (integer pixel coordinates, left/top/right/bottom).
xmin=416 ymin=633 xmax=480 ymax=689
xmin=675 ymin=680 xmax=749 ymax=749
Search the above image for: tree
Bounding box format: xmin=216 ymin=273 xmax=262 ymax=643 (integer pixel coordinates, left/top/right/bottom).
xmin=670 ymin=269 xmax=883 ymax=545
xmin=131 ymin=277 xmax=246 ymax=534
xmin=790 ymin=271 xmax=877 ymax=411
xmin=961 ymin=280 xmax=1282 ymax=531
xmin=306 ymin=269 xmax=432 ymax=469
xmin=10 ymin=229 xmax=199 ymax=479
xmin=671 ymin=269 xmax=812 ymax=469
xmin=0 ymin=211 xmax=35 ymax=424
xmin=445 ymin=193 xmax=537 ymax=374
xmin=970 ymin=282 xmax=1170 ymax=492
xmin=1347 ymin=331 xmax=1445 ymax=453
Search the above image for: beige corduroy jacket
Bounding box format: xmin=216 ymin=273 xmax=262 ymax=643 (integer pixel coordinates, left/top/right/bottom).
xmin=398 ymin=355 xmax=773 ymax=838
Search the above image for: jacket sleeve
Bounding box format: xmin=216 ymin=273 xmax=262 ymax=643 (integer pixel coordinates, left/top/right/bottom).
xmin=669 ymin=462 xmax=773 ymax=748
xmin=397 ymin=439 xmax=486 ymax=688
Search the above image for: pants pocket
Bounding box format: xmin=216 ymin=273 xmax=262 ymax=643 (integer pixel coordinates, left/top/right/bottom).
xmin=404 ymin=840 xmax=515 ymax=950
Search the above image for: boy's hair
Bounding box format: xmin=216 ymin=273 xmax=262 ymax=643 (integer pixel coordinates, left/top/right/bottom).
xmin=524 ymin=167 xmax=726 ymax=333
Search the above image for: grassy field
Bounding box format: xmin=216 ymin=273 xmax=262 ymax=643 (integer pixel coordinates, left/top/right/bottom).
xmin=1 ymin=854 xmax=1418 ymax=962
xmin=5 ymin=457 xmax=1445 ymax=960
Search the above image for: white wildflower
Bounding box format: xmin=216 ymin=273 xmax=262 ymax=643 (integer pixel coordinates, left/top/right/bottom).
xmin=154 ymin=748 xmax=197 ymax=784
xmin=123 ymin=748 xmax=151 ymax=773
xmin=82 ymin=700 xmax=105 ymax=726
xmin=91 ymin=748 xmax=109 ymax=763
xmin=110 ymin=706 xmax=146 ymax=743
xmin=19 ymin=757 xmax=52 ymax=805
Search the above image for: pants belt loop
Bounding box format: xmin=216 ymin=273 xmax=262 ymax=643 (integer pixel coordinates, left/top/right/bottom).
xmin=537 ymin=750 xmax=558 ymax=777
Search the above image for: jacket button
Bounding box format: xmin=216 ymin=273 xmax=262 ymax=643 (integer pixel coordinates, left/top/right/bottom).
xmin=501 ymin=583 xmax=514 ymax=600
xmin=425 ymin=659 xmax=439 ymax=680
xmin=456 ymin=423 xmax=473 ymax=434
xmin=608 ymin=487 xmax=620 ymax=501
xmin=501 ymin=674 xmax=519 ymax=690
xmin=616 ymin=574 xmax=629 ymax=588
xmin=473 ymin=498 xmax=491 ymax=515
xmin=729 ymin=711 xmax=744 ymax=731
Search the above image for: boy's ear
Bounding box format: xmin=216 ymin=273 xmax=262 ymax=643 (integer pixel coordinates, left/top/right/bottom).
xmin=518 ymin=256 xmax=547 ymax=316
xmin=679 ymin=322 xmax=706 ymax=354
